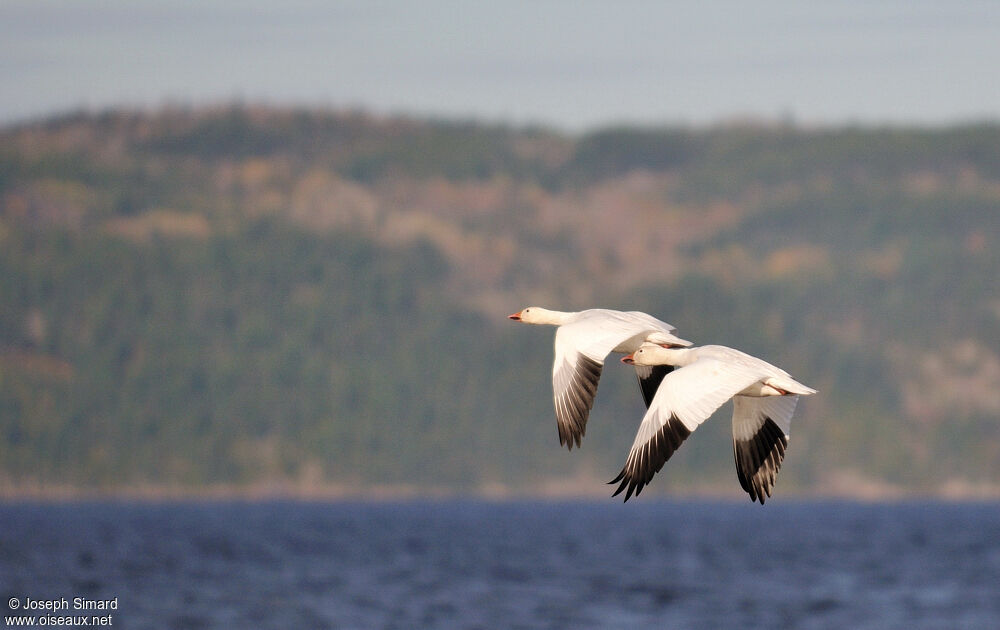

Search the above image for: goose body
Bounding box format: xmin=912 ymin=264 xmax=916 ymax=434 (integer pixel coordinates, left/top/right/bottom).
xmin=614 ymin=342 xmax=816 ymax=503
xmin=508 ymin=307 xmax=692 ymax=449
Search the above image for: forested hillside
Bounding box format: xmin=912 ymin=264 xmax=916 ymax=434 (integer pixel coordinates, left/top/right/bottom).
xmin=2 ymin=106 xmax=998 ymax=498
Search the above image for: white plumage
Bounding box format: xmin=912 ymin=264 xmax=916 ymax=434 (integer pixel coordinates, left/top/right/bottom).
xmin=508 ymin=307 xmax=691 ymax=449
xmin=613 ymin=342 xmax=816 ymax=503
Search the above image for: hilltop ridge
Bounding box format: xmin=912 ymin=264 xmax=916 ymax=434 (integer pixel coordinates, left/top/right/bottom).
xmin=2 ymin=106 xmax=998 ymax=498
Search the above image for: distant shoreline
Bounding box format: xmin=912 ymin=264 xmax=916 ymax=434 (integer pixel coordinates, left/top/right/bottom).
xmin=3 ymin=480 xmax=999 ymax=503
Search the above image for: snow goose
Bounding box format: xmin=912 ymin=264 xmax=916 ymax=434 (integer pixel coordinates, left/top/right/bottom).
xmin=613 ymin=342 xmax=816 ymax=503
xmin=508 ymin=307 xmax=692 ymax=449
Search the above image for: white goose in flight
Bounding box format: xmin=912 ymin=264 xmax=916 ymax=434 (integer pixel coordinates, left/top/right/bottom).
xmin=614 ymin=341 xmax=816 ymax=503
xmin=508 ymin=307 xmax=691 ymax=449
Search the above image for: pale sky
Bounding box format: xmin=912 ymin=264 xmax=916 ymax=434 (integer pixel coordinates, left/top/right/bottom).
xmin=2 ymin=0 xmax=998 ymax=130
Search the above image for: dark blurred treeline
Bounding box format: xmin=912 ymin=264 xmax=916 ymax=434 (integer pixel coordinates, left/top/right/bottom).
xmin=1 ymin=106 xmax=998 ymax=497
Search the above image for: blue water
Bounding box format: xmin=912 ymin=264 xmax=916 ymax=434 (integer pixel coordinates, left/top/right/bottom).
xmin=2 ymin=500 xmax=999 ymax=629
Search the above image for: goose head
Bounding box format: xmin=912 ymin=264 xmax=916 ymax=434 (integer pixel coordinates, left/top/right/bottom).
xmin=621 ymin=341 xmax=679 ymax=366
xmin=507 ymin=307 xmax=564 ymax=325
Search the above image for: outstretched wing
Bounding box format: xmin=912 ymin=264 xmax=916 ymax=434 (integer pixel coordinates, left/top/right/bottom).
xmin=551 ymin=350 xmax=603 ymax=449
xmin=551 ymin=316 xmax=658 ymax=449
xmin=732 ymin=395 xmax=797 ymax=504
xmin=611 ymin=358 xmax=761 ymax=501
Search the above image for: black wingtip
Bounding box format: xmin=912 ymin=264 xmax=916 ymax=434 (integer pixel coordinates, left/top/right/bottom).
xmin=554 ymin=356 xmax=600 ymax=451
xmin=617 ymin=483 xmax=635 ymax=502
xmin=609 ymin=413 xmax=693 ymax=503
xmin=609 ymin=473 xmax=638 ymax=502
xmin=734 ymin=417 xmax=788 ymax=505
xmin=558 ymin=426 xmax=584 ymax=451
xmin=560 ymin=432 xmax=573 ymax=450
xmin=609 ymin=469 xmax=634 ymax=501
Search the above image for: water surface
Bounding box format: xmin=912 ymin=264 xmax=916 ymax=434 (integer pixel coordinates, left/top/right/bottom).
xmin=2 ymin=500 xmax=998 ymax=629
